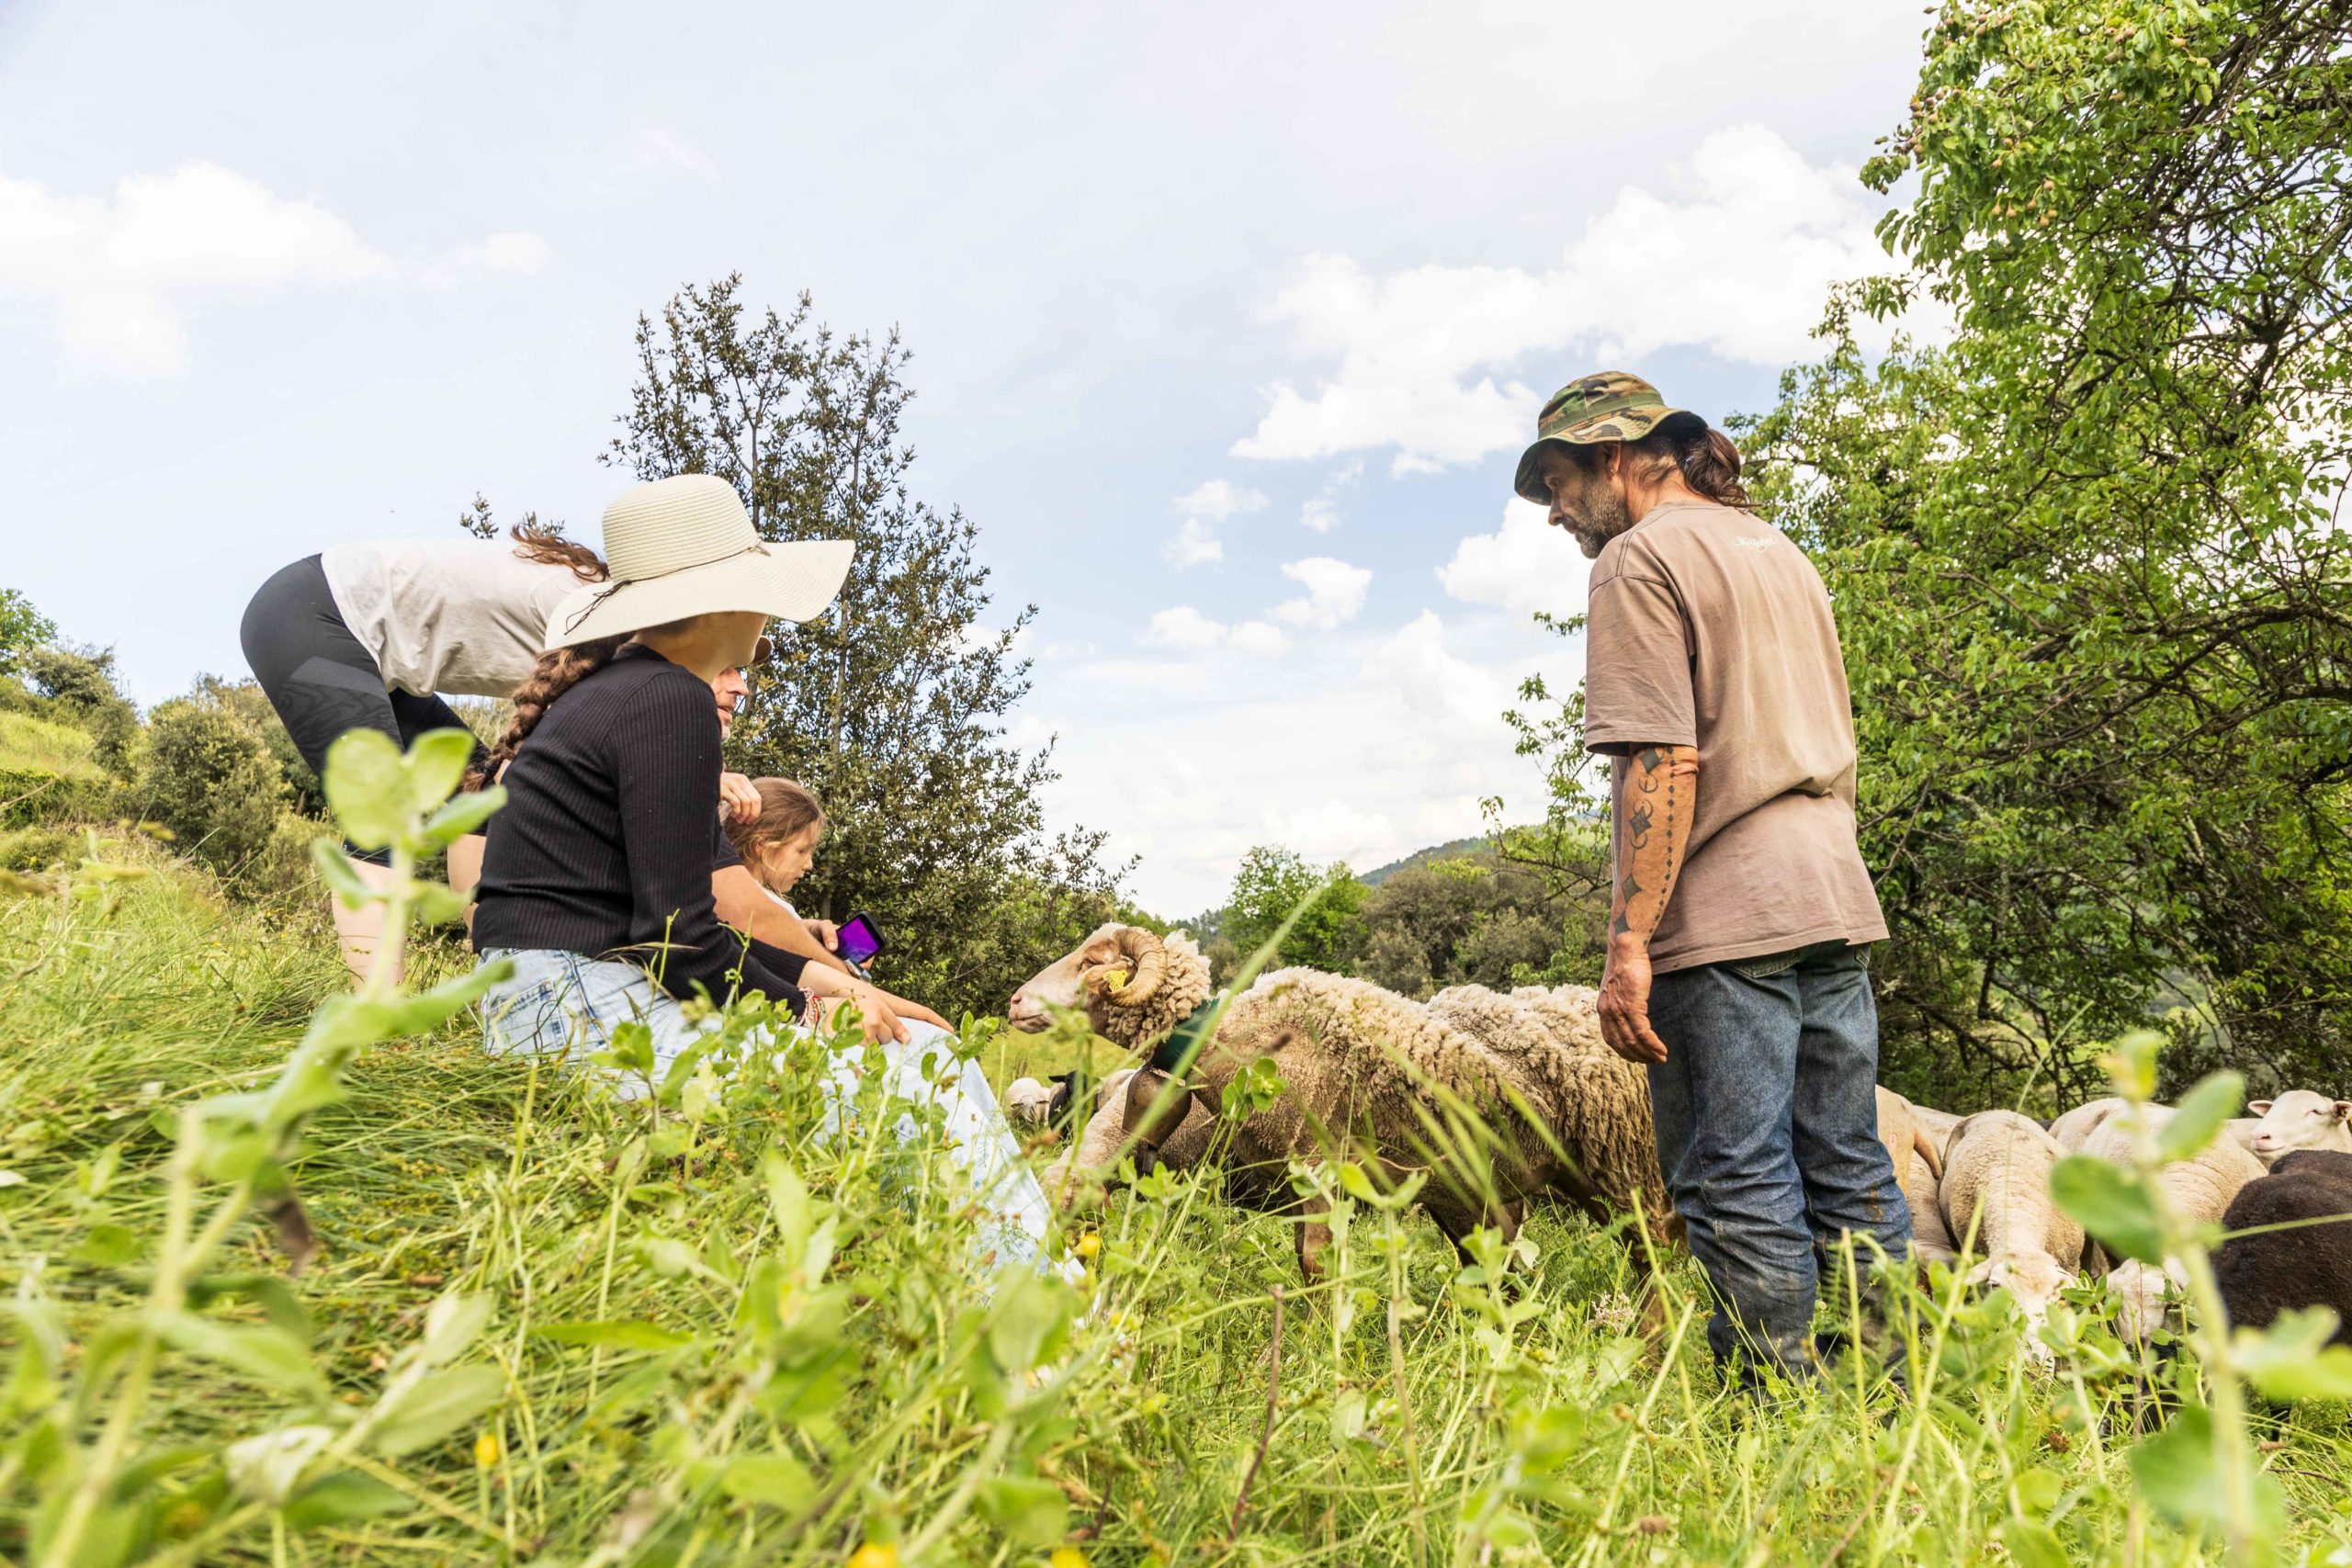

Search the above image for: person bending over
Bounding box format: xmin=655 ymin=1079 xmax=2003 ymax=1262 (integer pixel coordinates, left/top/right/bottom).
xmin=471 ymin=474 xmax=858 ymax=1080
xmin=240 ymin=522 xmax=604 ymax=981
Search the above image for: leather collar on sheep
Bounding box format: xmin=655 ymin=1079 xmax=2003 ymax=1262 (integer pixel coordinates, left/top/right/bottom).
xmin=1150 ymin=994 xmax=1225 ymax=1074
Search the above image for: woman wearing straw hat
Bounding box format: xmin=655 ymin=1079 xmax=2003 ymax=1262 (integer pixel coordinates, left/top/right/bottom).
xmin=470 ymin=474 xmax=879 ymax=1075
xmin=240 ymin=521 xmax=608 ymax=982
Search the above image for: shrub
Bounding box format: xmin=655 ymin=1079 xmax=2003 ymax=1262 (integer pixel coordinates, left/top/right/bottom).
xmin=21 ymin=645 xmax=141 ymax=778
xmin=0 ymin=587 xmax=55 ymax=676
xmin=139 ymin=692 xmax=292 ymax=892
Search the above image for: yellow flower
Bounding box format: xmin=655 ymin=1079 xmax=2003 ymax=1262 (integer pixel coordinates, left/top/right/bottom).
xmin=1076 ymin=1232 xmax=1102 ymax=1261
xmin=847 ymin=1546 xmax=899 ymax=1568
xmin=1051 ymin=1549 xmax=1091 ymax=1568
xmin=473 ymin=1429 xmax=502 ymax=1469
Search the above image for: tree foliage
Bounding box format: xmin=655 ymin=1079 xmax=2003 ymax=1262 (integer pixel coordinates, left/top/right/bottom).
xmin=1359 ymin=851 xmax=1598 ymax=998
xmin=606 ymin=276 xmax=1128 ymax=1020
xmin=1726 ymin=0 xmax=2352 ymax=1103
xmin=0 ymin=588 xmax=56 ymax=677
xmin=1210 ymin=845 xmax=1369 ymax=977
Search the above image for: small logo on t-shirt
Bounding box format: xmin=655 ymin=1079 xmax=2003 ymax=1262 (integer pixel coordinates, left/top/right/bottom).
xmin=1735 ymin=535 xmax=1775 ymax=551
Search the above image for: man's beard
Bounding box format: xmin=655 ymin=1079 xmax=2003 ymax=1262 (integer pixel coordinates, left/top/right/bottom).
xmin=1568 ymin=483 xmax=1635 ymax=558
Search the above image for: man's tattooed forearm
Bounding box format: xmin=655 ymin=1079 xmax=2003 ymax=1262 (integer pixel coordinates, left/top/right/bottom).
xmin=1627 ymin=801 xmax=1653 ymax=848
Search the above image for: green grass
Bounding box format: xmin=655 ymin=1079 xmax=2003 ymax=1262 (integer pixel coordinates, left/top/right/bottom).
xmin=0 ymin=709 xmax=98 ymax=778
xmin=4 ymin=843 xmax=2350 ymax=1565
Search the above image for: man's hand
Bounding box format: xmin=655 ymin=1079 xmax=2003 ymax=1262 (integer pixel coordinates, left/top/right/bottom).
xmin=719 ymin=771 xmax=762 ymax=824
xmin=1598 ymin=932 xmax=1668 ymax=1066
xmin=806 ymin=919 xmax=840 ymax=951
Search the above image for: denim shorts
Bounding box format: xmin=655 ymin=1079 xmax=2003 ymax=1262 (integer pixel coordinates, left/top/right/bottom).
xmin=477 ymin=947 xmax=712 ymax=1089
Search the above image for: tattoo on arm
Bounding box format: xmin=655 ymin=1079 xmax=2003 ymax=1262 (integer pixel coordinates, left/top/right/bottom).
xmin=1609 ymin=744 xmax=1698 ymax=942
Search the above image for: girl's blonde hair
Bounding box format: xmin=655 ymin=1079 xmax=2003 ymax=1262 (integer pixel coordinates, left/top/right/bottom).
xmin=724 ymin=778 xmax=826 ymax=868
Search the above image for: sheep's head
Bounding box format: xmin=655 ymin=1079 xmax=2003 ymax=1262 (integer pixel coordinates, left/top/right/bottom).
xmin=1008 ymin=923 xmax=1169 ymax=1034
xmin=1967 ymin=1253 xmax=2072 ymax=1368
xmin=2245 ymin=1090 xmax=2352 ymax=1163
xmin=2108 ymin=1258 xmax=2188 ymax=1345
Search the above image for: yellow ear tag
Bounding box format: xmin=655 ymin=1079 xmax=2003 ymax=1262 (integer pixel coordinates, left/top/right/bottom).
xmin=1100 ymin=968 xmax=1129 ymax=992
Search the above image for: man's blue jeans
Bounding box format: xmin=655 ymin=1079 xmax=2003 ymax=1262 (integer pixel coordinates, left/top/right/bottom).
xmin=1646 ymin=941 xmax=1908 ymax=1385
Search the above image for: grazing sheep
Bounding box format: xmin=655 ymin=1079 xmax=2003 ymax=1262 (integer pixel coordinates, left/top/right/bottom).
xmin=1877 ymin=1088 xmax=1955 ymax=1263
xmin=2049 ymin=1097 xmax=2128 ymax=1154
xmin=1005 ymin=1077 xmax=1055 ymax=1128
xmin=2214 ymin=1150 xmax=2352 ymax=1348
xmin=1007 ymin=923 xmax=1674 ymax=1281
xmin=2244 ymin=1091 xmax=2352 ymax=1166
xmin=1906 ymin=1100 xmax=1962 ymax=1150
xmin=2080 ymin=1110 xmax=2265 ymax=1340
xmin=1939 ymin=1110 xmax=2084 ymax=1360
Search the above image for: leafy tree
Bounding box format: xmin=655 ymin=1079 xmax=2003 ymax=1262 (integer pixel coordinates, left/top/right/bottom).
xmin=1359 ymin=852 xmax=1597 ymax=998
xmin=0 ymin=588 xmax=56 ymax=677
xmin=606 ymin=276 xmax=1128 ymax=1020
xmin=1220 ymin=845 xmax=1367 ymax=976
xmin=140 ymin=690 xmax=292 ymax=890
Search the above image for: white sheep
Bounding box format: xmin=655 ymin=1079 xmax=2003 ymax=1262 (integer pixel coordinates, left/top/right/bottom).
xmin=2079 ymin=1108 xmax=2266 ymax=1342
xmin=2049 ymin=1097 xmax=2126 ymax=1154
xmin=1004 ymin=1076 xmax=1055 ymax=1128
xmin=2243 ymin=1090 xmax=2352 ymax=1165
xmin=1939 ymin=1110 xmax=2084 ymax=1363
xmin=1007 ymin=923 xmax=1674 ymax=1282
xmin=1878 ymin=1088 xmax=1955 ymax=1263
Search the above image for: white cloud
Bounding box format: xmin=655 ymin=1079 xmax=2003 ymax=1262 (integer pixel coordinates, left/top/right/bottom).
xmin=1143 ymin=605 xmax=1228 ymax=650
xmin=1260 ymin=801 xmax=1398 ymax=871
xmin=1230 ymin=125 xmax=1922 ymax=473
xmin=629 ymin=128 xmax=719 ymax=180
xmin=1143 ymin=605 xmax=1290 ymax=656
xmin=1271 ymin=556 xmax=1373 ymax=630
xmin=1439 ymin=496 xmax=1590 ymax=621
xmin=1164 ymin=478 xmax=1268 ymax=566
xmin=0 ymin=160 xmax=546 ymax=380
xmin=1165 ymin=517 xmax=1224 ymax=567
xmin=1366 ymin=610 xmax=1515 ymax=737
xmin=1299 ymin=458 xmax=1363 ymax=534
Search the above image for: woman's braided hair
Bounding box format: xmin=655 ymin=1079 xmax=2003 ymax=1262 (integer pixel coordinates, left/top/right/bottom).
xmin=467 ymin=635 xmax=628 ymax=790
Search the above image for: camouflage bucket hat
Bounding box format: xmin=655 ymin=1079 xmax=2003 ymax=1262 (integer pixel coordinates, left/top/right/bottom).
xmin=1512 ymin=371 xmax=1708 ymax=503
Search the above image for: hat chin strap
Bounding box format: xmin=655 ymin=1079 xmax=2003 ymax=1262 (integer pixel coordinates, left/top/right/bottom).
xmin=561 ymin=542 xmax=769 ymax=637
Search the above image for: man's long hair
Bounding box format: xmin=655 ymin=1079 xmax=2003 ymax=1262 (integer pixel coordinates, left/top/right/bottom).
xmin=1570 ymin=423 xmax=1755 ymax=512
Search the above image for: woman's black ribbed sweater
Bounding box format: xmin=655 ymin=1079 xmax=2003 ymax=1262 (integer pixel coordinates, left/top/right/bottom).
xmin=473 ymin=643 xmax=808 ymax=1010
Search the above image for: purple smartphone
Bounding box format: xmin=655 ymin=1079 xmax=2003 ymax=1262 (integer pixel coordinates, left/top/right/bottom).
xmin=836 ymin=913 xmax=886 ymax=967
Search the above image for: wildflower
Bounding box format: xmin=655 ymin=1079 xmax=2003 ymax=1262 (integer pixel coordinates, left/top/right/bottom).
xmin=1052 ymin=1549 xmax=1091 ymax=1568
xmin=1077 ymin=1232 xmax=1102 ymax=1261
xmin=848 ymin=1545 xmax=899 ymax=1568
xmin=475 ymin=1429 xmax=503 ymax=1469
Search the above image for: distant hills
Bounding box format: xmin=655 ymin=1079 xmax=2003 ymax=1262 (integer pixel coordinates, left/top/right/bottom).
xmin=1360 ymin=836 xmax=1493 ymax=886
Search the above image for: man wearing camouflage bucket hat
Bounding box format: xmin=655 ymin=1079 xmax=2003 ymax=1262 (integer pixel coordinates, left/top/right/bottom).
xmin=1519 ymin=372 xmax=1906 ymax=1392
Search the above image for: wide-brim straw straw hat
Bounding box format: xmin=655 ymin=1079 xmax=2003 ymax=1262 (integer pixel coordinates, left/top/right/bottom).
xmin=543 ymin=474 xmax=854 ymax=651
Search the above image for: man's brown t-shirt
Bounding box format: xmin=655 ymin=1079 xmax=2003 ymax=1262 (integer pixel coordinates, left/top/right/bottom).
xmin=1583 ymin=499 xmax=1886 ymax=975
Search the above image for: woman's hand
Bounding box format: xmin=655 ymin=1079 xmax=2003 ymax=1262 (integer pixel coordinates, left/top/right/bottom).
xmin=805 ymin=919 xmax=840 ymax=951
xmin=873 ymin=989 xmax=952 ymax=1032
xmin=816 ymin=990 xmax=910 ymax=1046
xmin=719 ymin=772 xmax=762 ymax=824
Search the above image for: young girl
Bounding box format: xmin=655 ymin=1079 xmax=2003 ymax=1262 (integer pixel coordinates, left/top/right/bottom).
xmin=727 ymin=777 xmax=1077 ymax=1282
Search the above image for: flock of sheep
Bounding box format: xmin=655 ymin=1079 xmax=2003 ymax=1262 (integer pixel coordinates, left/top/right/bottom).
xmin=1003 ymin=923 xmax=2352 ymax=1357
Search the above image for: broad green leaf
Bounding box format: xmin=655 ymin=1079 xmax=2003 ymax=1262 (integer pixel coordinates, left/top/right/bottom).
xmin=986 ymin=1269 xmax=1069 ymax=1376
xmin=322 ymin=729 xmax=409 ymax=852
xmin=764 ymin=1159 xmax=812 ymax=1266
xmin=2050 ymin=1155 xmax=2165 ymax=1265
xmin=2236 ymin=1309 xmax=2352 ymax=1402
xmin=371 ymin=1363 xmax=505 ymax=1457
xmin=281 ymin=1471 xmax=409 ymax=1531
xmin=309 ymin=840 xmax=375 ymax=909
xmin=2128 ymin=1406 xmax=2287 ymax=1548
xmin=1998 ymin=1517 xmax=2069 ymax=1568
xmin=419 ymin=1292 xmax=492 ymax=1365
xmin=976 ymin=1474 xmax=1067 ymax=1548
xmin=2157 ymin=1072 xmax=2243 ymax=1163
xmin=421 ymin=785 xmax=504 ymax=845
xmin=1330 ymin=1387 xmax=1367 ymax=1442
xmin=158 ymin=1313 xmax=325 ymax=1399
xmin=187 ymin=1274 xmax=313 ymax=1341
xmin=71 ymin=1223 xmax=139 ymax=1269
xmin=535 ymin=1320 xmax=695 ymax=1352
xmin=718 ymin=1452 xmax=816 ymax=1508
xmin=412 ymin=884 xmax=470 ymax=929
xmin=403 ymin=728 xmax=479 ymax=815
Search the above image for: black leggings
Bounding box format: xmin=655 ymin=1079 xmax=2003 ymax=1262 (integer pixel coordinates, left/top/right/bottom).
xmin=240 ymin=555 xmax=488 ymax=864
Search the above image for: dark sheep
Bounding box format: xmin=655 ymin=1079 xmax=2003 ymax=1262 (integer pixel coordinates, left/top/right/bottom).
xmin=2213 ymin=1149 xmax=2352 ymax=1348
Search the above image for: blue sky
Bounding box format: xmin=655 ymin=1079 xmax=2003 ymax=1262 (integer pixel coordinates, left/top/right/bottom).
xmin=0 ymin=0 xmax=1929 ymax=914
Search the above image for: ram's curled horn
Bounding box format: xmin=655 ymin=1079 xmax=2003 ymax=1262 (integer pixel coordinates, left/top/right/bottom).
xmin=1106 ymin=926 xmax=1168 ymax=1007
